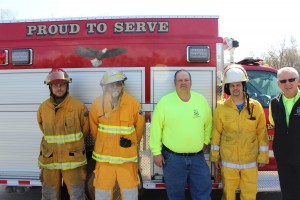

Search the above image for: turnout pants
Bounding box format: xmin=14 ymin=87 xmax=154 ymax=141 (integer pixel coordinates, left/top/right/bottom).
xmin=94 ymin=162 xmax=138 ymax=200
xmin=40 ymin=166 xmax=86 ymax=200
xmin=221 ymin=166 xmax=258 ymax=200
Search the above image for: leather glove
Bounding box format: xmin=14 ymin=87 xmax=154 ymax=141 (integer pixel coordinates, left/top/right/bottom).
xmin=120 ymin=137 xmax=132 ymax=148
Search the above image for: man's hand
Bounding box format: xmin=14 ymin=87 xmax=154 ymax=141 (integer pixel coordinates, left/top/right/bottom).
xmin=258 ymin=163 xmax=266 ymax=168
xmin=213 ymin=160 xmax=222 ymax=169
xmin=203 ymin=144 xmax=208 ymax=152
xmin=154 ymin=154 xmax=165 ymax=168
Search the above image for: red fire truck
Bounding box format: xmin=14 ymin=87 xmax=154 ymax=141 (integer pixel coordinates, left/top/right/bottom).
xmin=0 ymin=16 xmax=280 ymax=199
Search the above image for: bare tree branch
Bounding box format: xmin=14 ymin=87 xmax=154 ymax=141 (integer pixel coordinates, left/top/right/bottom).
xmin=262 ymin=36 xmax=300 ymax=72
xmin=0 ymin=9 xmax=16 ymax=20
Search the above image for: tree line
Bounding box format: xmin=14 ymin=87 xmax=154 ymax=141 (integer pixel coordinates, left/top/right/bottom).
xmin=262 ymin=36 xmax=300 ymax=72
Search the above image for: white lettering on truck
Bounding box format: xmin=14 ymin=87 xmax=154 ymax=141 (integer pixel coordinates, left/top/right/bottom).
xmin=26 ymin=21 xmax=169 ymax=36
xmin=114 ymin=21 xmax=169 ymax=33
xmin=86 ymin=23 xmax=107 ymax=34
xmin=27 ymin=24 xmax=80 ymax=36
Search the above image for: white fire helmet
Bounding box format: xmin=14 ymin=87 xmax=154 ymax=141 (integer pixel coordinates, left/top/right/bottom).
xmin=223 ymin=64 xmax=249 ymax=84
xmin=44 ymin=68 xmax=72 ymax=85
xmin=100 ymin=69 xmax=127 ymax=86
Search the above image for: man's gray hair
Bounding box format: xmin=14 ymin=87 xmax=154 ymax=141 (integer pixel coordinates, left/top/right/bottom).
xmin=277 ymin=67 xmax=299 ymax=79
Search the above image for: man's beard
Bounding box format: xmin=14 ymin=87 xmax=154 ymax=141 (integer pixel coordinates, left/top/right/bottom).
xmin=231 ymin=90 xmax=242 ymax=97
xmin=51 ymin=91 xmax=68 ymax=104
xmin=111 ymin=91 xmax=121 ymax=98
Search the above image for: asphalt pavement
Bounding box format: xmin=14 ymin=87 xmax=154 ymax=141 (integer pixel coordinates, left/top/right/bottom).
xmin=0 ymin=185 xmax=282 ymax=200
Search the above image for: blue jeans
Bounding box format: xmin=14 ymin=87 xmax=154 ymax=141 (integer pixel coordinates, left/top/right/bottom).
xmin=162 ymin=149 xmax=212 ymax=200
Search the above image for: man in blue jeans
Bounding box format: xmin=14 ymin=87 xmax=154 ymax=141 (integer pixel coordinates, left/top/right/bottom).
xmin=150 ymin=70 xmax=212 ymax=200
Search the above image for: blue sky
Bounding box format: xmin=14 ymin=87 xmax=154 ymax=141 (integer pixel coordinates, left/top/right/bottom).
xmin=1 ymin=0 xmax=299 ymax=62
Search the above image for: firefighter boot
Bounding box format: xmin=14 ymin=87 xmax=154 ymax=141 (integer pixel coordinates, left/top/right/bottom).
xmin=41 ymin=186 xmax=57 ymax=200
xmin=95 ymin=189 xmax=111 ymax=200
xmin=70 ymin=183 xmax=85 ymax=200
xmin=122 ymin=188 xmax=138 ymax=200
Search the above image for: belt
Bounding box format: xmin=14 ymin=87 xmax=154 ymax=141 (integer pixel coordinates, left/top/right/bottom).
xmin=162 ymin=145 xmax=203 ymax=156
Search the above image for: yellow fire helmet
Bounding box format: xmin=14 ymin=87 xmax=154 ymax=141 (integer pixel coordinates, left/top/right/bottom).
xmin=100 ymin=69 xmax=127 ymax=86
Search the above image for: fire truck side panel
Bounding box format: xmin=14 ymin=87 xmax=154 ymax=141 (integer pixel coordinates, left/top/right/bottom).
xmin=0 ymin=16 xmax=280 ymax=193
xmin=0 ymin=68 xmax=145 ymax=187
xmin=138 ymin=67 xmax=216 ymax=182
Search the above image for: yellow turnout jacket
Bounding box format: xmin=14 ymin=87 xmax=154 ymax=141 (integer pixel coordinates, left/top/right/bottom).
xmin=37 ymin=95 xmax=89 ymax=170
xmin=210 ymin=96 xmax=269 ymax=168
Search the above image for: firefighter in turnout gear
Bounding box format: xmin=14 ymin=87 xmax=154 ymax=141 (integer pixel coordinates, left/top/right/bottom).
xmin=210 ymin=64 xmax=269 ymax=200
xmin=89 ymin=69 xmax=145 ymax=200
xmin=37 ymin=68 xmax=89 ymax=200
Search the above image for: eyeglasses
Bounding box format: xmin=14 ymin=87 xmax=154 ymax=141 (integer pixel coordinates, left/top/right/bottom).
xmin=279 ymin=78 xmax=298 ymax=84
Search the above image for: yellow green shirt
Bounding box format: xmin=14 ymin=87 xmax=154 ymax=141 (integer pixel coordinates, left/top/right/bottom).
xmin=149 ymin=91 xmax=212 ymax=155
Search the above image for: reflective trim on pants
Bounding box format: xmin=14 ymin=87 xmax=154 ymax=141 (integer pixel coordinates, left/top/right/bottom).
xmin=222 ymin=161 xmax=257 ymax=169
xmin=94 ymin=185 xmax=138 ymax=200
xmin=221 ymin=165 xmax=258 ymax=200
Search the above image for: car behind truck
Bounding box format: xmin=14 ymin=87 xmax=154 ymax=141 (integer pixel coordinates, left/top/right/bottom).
xmin=0 ymin=16 xmax=280 ymax=199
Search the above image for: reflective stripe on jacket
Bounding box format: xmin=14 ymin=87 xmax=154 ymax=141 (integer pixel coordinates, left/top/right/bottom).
xmin=210 ymin=96 xmax=269 ymax=165
xmin=92 ymin=153 xmax=138 ymax=164
xmin=44 ymin=132 xmax=83 ymax=144
xmin=37 ymin=95 xmax=90 ymax=170
xmin=98 ymin=124 xmax=135 ymax=135
xmin=38 ymin=160 xmax=87 ymax=170
xmin=89 ymin=92 xmax=145 ymax=164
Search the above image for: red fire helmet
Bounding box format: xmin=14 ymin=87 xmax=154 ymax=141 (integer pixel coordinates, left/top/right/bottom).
xmin=44 ymin=68 xmax=72 ymax=85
